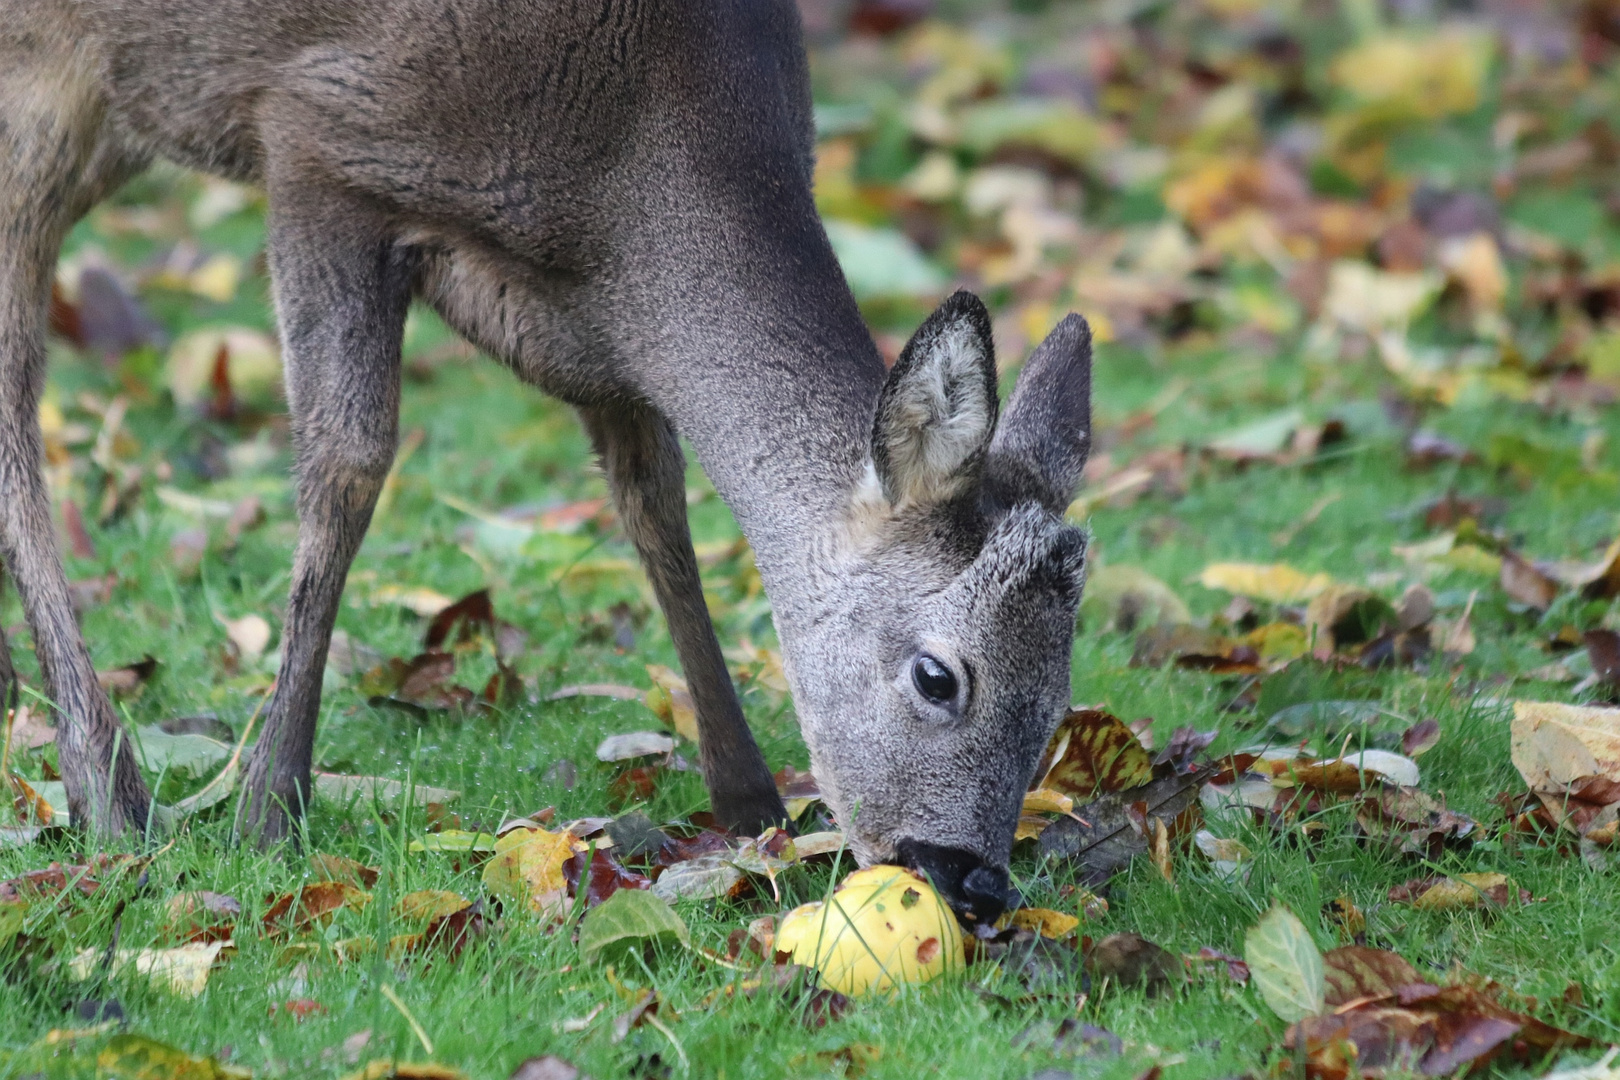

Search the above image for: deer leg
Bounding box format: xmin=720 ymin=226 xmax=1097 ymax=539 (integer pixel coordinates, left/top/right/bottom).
xmin=578 ymin=404 xmax=788 ymax=835
xmin=234 ymin=185 xmax=414 ymax=848
xmin=0 ymin=32 xmax=151 ymax=837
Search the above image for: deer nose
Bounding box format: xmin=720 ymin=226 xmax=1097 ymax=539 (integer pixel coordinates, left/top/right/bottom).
xmin=893 ymin=840 xmax=1011 ymax=928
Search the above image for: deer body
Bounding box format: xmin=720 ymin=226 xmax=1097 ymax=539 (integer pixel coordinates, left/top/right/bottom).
xmin=1 ymin=0 xmax=1091 ymax=924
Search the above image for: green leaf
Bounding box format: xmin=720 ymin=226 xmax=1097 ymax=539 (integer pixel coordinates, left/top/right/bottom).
xmin=1244 ymin=904 xmax=1325 ymax=1021
xmin=578 ymin=888 xmax=689 ymax=964
xmin=822 ymin=220 xmax=945 ymax=300
xmin=97 ymin=1032 xmax=247 ymax=1079
xmin=135 ymin=725 xmax=232 ymax=779
xmin=0 ymin=901 xmax=26 ymax=951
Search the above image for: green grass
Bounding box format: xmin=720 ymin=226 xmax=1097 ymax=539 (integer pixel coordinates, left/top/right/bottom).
xmin=5 ymin=270 xmax=1617 ymax=1074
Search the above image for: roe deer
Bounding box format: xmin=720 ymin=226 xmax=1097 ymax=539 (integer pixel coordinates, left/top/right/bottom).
xmin=0 ymin=0 xmax=1091 ymax=925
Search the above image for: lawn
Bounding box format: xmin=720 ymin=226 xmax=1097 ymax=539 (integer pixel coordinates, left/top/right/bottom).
xmin=4 ymin=2 xmax=1620 ymax=1078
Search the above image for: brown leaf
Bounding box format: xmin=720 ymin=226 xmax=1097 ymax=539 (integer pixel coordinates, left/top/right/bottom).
xmin=96 ymin=656 xmax=158 ymax=696
xmin=9 ymin=776 xmax=54 ymax=826
xmin=310 ymin=853 xmax=381 ymax=889
xmin=508 ymin=1057 xmax=583 ymax=1080
xmin=263 ymin=881 xmax=371 ymax=937
xmin=165 ymin=890 xmax=241 ymax=945
xmin=563 ymin=847 xmax=653 ymax=909
xmin=1036 ymin=708 xmax=1155 ymax=799
xmin=1501 ymin=550 xmax=1561 ymax=609
xmin=1187 ymin=946 xmax=1250 ymax=984
xmin=611 ymin=989 xmax=662 ymax=1043
xmin=424 ymin=589 xmax=497 ymax=651
xmin=1401 ymin=719 xmax=1442 ymax=757
xmin=1085 ymin=932 xmax=1185 ymax=992
xmin=1039 ymin=762 xmax=1209 ymax=886
xmin=1131 ymin=624 xmax=1264 ymax=674
xmin=0 ymin=854 xmax=142 ymax=905
xmin=1323 ymin=946 xmax=1421 ymax=1006
xmin=1586 ymin=630 xmax=1620 ymax=687
xmin=1356 ymin=785 xmax=1477 ymax=856
xmin=1388 ymin=873 xmax=1528 ymax=909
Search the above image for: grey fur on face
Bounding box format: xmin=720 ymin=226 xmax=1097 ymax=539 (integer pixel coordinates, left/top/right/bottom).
xmin=1 ymin=0 xmax=1090 ymax=921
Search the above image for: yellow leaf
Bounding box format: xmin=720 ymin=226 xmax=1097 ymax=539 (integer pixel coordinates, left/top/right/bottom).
xmin=644 ymin=664 xmax=700 ymax=743
xmin=480 ymin=828 xmax=583 ymax=919
xmin=1021 ymin=788 xmax=1074 ymax=816
xmin=1037 ymin=709 xmax=1153 ymax=799
xmin=1243 ymin=622 xmax=1310 ymax=664
xmin=394 ymin=891 xmax=471 ymax=923
xmin=1407 ymin=873 xmax=1519 ymax=910
xmin=1511 ymin=702 xmax=1620 ymax=800
xmin=9 ymin=775 xmax=54 ymax=826
xmin=1438 ymin=233 xmax=1508 ymax=313
xmin=1006 ymin=907 xmax=1080 ymax=939
xmin=1199 ymin=562 xmax=1334 ymax=604
xmin=1331 ymin=30 xmax=1492 ymax=118
xmin=70 ymin=941 xmax=230 ymax=998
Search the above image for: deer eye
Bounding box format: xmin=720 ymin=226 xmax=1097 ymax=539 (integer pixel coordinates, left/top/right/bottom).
xmin=912 ymin=653 xmax=959 ymax=704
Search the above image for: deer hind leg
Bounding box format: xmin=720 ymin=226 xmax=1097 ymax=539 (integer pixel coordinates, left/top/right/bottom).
xmin=0 ymin=14 xmax=152 ymax=836
xmin=234 ymin=180 xmax=415 ymax=848
xmin=577 ymin=403 xmax=788 ymax=835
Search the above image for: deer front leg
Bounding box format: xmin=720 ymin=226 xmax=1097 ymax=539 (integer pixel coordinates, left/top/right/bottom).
xmin=234 ymin=185 xmax=414 ymax=848
xmin=579 ymin=404 xmax=788 ymax=835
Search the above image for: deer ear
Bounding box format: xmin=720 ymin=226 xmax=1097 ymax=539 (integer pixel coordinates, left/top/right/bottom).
xmin=984 ymin=313 xmax=1092 ymax=515
xmin=870 ymin=291 xmax=998 ymax=508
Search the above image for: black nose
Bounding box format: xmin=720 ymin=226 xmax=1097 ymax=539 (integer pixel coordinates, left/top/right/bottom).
xmin=894 ymin=840 xmax=1010 ymax=927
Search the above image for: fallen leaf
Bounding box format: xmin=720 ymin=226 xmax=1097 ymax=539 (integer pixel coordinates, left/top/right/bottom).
xmin=1085 ymin=932 xmax=1184 ymax=992
xmin=69 ymin=941 xmax=230 ymax=998
xmin=313 ymin=772 xmax=460 ymax=808
xmin=395 ymin=891 xmax=472 ymax=923
xmin=1389 ymin=873 xmax=1528 ymax=910
xmin=263 ymin=881 xmax=371 ymax=937
xmin=97 ymin=1033 xmax=249 ymax=1079
xmin=1078 ymin=564 xmax=1192 ymax=633
xmin=164 ymin=891 xmax=240 ymax=945
xmin=9 ymin=776 xmax=54 ymax=826
xmin=1357 ymin=785 xmax=1478 ymax=856
xmin=310 ymin=853 xmax=381 ymax=889
xmin=1005 ymin=907 xmax=1080 ymax=939
xmin=1501 ymin=550 xmax=1562 ymax=610
xmin=596 ymin=731 xmax=675 ymax=762
xmin=643 ymin=665 xmax=700 ymax=743
xmin=96 ymin=656 xmax=159 ymax=696
xmin=1245 ymin=904 xmax=1325 ymax=1022
xmin=340 ymin=1063 xmax=470 ymax=1080
xmin=578 ymin=888 xmax=689 ymax=963
xmin=1200 ymin=562 xmax=1334 ymax=604
xmin=1035 ymin=708 xmax=1154 ymax=799
xmin=650 ymin=852 xmax=746 ymax=902
xmin=1511 ymin=702 xmax=1620 ymax=839
xmin=218 ymin=613 xmax=272 ymax=664
xmin=1193 ymin=829 xmax=1252 ymax=881
xmin=1040 ymin=761 xmax=1210 ymax=886
xmin=368 ymin=585 xmax=455 ymax=618
xmin=480 ymin=828 xmax=583 ymax=919
xmin=1586 ymin=630 xmax=1620 ymax=689
xmin=509 ymin=1057 xmax=584 ymax=1080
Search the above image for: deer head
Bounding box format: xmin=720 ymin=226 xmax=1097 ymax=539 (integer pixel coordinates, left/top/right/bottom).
xmin=780 ymin=292 xmax=1092 ymax=927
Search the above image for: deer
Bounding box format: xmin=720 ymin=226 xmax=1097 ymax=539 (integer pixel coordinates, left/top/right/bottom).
xmin=0 ymin=0 xmax=1091 ymax=927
